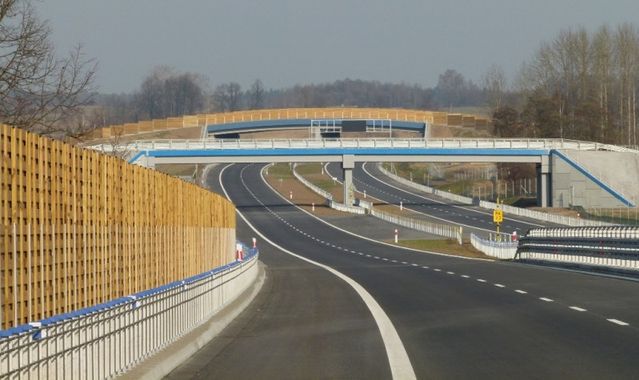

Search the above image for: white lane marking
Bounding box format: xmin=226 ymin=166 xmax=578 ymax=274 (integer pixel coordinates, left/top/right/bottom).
xmin=447 ymin=271 xmax=455 ymax=275
xmin=383 ymin=258 xmax=389 ymax=261
xmin=221 ymin=164 xmax=417 ymax=380
xmin=494 ymin=284 xmax=505 ymax=288
xmin=434 ymin=269 xmax=442 ymax=272
xmin=569 ymin=306 xmax=587 ymax=312
xmin=411 ymin=263 xmax=419 ymax=267
xmin=607 ymin=319 xmax=629 ymax=326
xmin=539 ymin=297 xmax=554 ymax=302
xmin=374 ymin=256 xmax=380 ymax=259
xmin=361 ymin=163 xmax=545 ymax=229
xmin=422 ymin=266 xmax=429 ymax=269
xmin=401 ymin=261 xmax=408 ymax=265
xmin=461 ymin=275 xmax=470 ymax=278
xmin=391 ymin=260 xmax=398 ymax=263
xmin=477 ymin=279 xmax=487 ymax=283
xmin=515 ymin=290 xmax=527 ymax=294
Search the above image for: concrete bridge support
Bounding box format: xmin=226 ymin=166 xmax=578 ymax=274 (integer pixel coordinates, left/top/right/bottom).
xmin=342 ymin=155 xmax=355 ymax=206
xmin=536 ymin=155 xmax=551 ymax=207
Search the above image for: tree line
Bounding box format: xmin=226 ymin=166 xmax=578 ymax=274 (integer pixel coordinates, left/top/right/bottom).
xmin=494 ymin=24 xmax=639 ymax=146
xmin=1 ymin=2 xmax=637 ymax=147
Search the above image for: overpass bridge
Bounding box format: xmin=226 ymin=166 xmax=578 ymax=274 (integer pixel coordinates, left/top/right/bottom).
xmin=93 ymin=137 xmax=637 ymax=208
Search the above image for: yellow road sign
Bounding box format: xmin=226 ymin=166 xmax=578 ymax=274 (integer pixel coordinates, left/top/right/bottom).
xmin=493 ymin=209 xmax=503 ymax=224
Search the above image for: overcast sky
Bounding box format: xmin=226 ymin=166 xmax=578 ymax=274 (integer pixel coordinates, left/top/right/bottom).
xmin=37 ymin=0 xmax=639 ymax=93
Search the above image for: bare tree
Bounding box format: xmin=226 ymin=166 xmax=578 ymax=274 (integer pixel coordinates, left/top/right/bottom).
xmin=248 ymin=79 xmax=265 ymax=109
xmin=136 ymin=66 xmax=206 ymax=119
xmin=213 ymin=82 xmax=242 ymax=112
xmin=0 ymin=0 xmax=96 ymax=138
xmin=592 ymin=25 xmax=613 ymax=139
xmin=482 ymin=64 xmax=507 ymax=109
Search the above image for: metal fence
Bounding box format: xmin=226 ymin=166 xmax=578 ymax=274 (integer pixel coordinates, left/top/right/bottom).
xmin=378 ymin=163 xmax=612 ymax=227
xmin=516 ymin=226 xmax=639 ymax=270
xmin=92 ymin=137 xmax=622 ymax=154
xmin=369 ymin=208 xmax=463 ymax=244
xmin=377 ymin=164 xmax=474 ymax=205
xmin=0 ymin=245 xmax=259 ymax=379
xmin=290 ymin=164 xmax=365 ymax=215
xmin=470 ymin=233 xmax=518 ymax=259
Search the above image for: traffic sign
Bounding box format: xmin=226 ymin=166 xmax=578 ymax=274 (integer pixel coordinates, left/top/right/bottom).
xmin=493 ymin=209 xmax=503 ymax=224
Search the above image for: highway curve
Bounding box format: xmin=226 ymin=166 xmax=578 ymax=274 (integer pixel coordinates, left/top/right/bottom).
xmin=325 ymin=162 xmax=551 ymax=235
xmin=168 ymin=163 xmax=639 ymax=379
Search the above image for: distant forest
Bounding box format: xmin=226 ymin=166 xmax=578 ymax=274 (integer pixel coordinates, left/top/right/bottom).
xmin=88 ymin=23 xmax=639 ymax=146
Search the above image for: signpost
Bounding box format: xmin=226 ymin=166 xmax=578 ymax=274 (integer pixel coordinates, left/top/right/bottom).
xmin=493 ymin=198 xmax=504 ymax=239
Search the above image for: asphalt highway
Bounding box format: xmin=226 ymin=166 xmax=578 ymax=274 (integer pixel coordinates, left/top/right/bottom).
xmin=168 ymin=163 xmax=639 ymax=379
xmin=325 ymin=162 xmax=552 ymax=236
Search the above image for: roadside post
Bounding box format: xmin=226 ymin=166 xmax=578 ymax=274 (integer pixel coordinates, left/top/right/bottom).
xmin=394 ymin=229 xmax=399 ymax=244
xmin=493 ymin=198 xmax=503 ymax=241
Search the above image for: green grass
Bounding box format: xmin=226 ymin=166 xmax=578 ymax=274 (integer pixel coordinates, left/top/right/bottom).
xmin=156 ymin=164 xmax=197 ymax=177
xmin=434 ymin=180 xmax=473 ymax=196
xmin=296 ymin=163 xmax=323 ymax=175
xmin=268 ymin=163 xmax=293 ymax=179
xmin=394 ymin=239 xmax=484 ymax=258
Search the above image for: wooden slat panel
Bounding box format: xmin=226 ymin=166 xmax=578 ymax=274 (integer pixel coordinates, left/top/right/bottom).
xmin=0 ymin=125 xmax=236 ymax=329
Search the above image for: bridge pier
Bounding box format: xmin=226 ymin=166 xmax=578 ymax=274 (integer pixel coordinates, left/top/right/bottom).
xmin=537 ymin=156 xmax=551 ymax=207
xmin=342 ymin=155 xmax=355 ymax=206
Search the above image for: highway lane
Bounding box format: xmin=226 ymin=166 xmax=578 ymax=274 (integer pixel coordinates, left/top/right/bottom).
xmin=325 ymin=162 xmax=549 ymax=235
xmin=184 ymin=163 xmax=639 ymax=379
xmin=166 ymin=164 xmax=391 ymax=380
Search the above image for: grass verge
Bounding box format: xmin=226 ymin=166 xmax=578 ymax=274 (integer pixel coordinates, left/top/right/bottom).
xmin=391 ymin=239 xmax=487 ymax=259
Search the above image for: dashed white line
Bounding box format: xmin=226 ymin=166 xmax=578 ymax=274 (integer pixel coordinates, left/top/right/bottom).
xmin=477 ymin=279 xmax=487 ymax=283
xmin=569 ymin=306 xmax=587 ymax=312
xmin=539 ymin=297 xmax=554 ymax=302
xmin=434 ymin=269 xmax=442 ymax=272
xmin=401 ymin=261 xmax=408 ymax=265
xmin=422 ymin=266 xmax=429 ymax=269
xmin=515 ymin=290 xmax=527 ymax=294
xmin=461 ymin=275 xmax=470 ymax=278
xmin=446 ymin=271 xmax=455 ymax=275
xmin=411 ymin=263 xmax=419 ymax=267
xmin=607 ymin=319 xmax=629 ymax=326
xmin=494 ymin=284 xmax=505 ymax=288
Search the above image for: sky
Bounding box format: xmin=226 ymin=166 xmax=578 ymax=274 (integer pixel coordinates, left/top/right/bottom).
xmin=37 ymin=0 xmax=639 ymax=94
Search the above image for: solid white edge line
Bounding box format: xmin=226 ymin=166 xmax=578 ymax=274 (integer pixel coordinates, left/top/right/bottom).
xmin=218 ymin=164 xmax=417 ymax=380
xmin=262 ymin=164 xmax=494 ymax=263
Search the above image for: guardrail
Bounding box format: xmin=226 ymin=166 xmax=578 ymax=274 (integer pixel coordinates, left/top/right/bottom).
xmin=290 ymin=164 xmax=365 ymax=215
xmin=377 ymin=164 xmax=474 ymax=205
xmin=478 ymin=200 xmax=612 ymax=227
xmin=370 ymin=208 xmax=463 ymax=244
xmin=516 ymin=226 xmax=639 ymax=270
xmin=0 ymin=245 xmax=259 ymax=379
xmin=89 ymin=137 xmax=623 ymax=153
xmin=291 ymin=164 xmax=462 ymax=240
xmin=378 ymin=163 xmax=612 ymax=227
xmin=470 ymin=233 xmax=518 ymax=259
